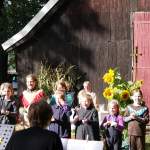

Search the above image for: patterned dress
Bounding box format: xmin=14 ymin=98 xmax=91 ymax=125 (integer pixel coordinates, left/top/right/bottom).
xmin=124 ymin=104 xmax=149 ymax=150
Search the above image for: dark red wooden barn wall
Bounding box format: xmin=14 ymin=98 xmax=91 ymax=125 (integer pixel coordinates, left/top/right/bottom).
xmin=16 ymin=0 xmax=150 ymax=106
xmin=133 ymin=12 xmax=150 ymax=110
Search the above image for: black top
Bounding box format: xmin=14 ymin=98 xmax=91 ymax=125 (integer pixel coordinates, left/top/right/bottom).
xmin=5 ymin=127 xmax=63 ymax=150
xmin=0 ymin=96 xmax=18 ymax=124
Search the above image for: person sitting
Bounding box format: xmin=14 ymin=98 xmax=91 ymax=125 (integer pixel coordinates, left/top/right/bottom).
xmin=6 ymin=100 xmax=63 ymax=150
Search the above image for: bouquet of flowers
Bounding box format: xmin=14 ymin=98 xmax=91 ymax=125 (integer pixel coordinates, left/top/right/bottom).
xmin=102 ymin=68 xmax=143 ymax=110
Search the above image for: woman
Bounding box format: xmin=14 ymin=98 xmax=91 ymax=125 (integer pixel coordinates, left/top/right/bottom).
xmin=6 ymin=100 xmax=63 ymax=150
xmin=19 ymin=74 xmax=46 ymax=126
xmin=49 ymin=91 xmax=71 ymax=138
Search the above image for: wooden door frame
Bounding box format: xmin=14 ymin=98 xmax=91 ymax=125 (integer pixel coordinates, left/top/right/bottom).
xmin=130 ymin=12 xmax=136 ymax=82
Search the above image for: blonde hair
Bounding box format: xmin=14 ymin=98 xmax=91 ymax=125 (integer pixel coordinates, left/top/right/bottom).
xmin=108 ymin=99 xmax=119 ymax=112
xmin=131 ymin=89 xmax=145 ymax=106
xmin=78 ymin=91 xmax=93 ymax=105
xmin=26 ymin=74 xmax=38 ymax=82
xmin=0 ymin=82 xmax=14 ymax=95
xmin=83 ymin=81 xmax=91 ymax=87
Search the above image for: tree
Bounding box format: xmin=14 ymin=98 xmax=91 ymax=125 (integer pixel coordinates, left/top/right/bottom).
xmin=0 ymin=0 xmax=48 ymax=43
xmin=0 ymin=0 xmax=49 ymax=73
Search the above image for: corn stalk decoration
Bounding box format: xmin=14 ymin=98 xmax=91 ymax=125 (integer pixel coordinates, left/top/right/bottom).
xmin=37 ymin=62 xmax=85 ymax=95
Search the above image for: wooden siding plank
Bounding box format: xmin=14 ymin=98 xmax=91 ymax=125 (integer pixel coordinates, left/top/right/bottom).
xmin=110 ymin=0 xmax=130 ymax=40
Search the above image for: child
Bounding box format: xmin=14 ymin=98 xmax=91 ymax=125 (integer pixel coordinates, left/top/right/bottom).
xmin=48 ymin=91 xmax=72 ymax=138
xmin=101 ymin=100 xmax=124 ymax=150
xmin=78 ymin=81 xmax=99 ymax=110
xmin=124 ymin=89 xmax=149 ymax=150
xmin=0 ymin=82 xmax=18 ymax=124
xmin=73 ymin=93 xmax=100 ymax=141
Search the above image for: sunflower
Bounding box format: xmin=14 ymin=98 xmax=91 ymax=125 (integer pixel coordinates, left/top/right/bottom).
xmin=120 ymin=90 xmax=130 ymax=101
xmin=103 ymin=87 xmax=114 ymax=100
xmin=102 ymin=68 xmax=143 ymax=109
xmin=108 ymin=68 xmax=115 ymax=76
xmin=103 ymin=73 xmax=114 ymax=84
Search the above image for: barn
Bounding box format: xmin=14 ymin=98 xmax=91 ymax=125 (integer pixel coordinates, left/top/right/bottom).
xmin=1 ymin=0 xmax=150 ymax=109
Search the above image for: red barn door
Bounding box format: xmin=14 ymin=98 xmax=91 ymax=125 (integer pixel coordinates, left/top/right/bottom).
xmin=132 ymin=12 xmax=150 ymax=110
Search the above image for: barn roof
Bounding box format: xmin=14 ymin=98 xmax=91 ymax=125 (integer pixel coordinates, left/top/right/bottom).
xmin=1 ymin=0 xmax=63 ymax=52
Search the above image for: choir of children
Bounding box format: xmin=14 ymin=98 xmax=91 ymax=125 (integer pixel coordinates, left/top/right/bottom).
xmin=0 ymin=77 xmax=149 ymax=150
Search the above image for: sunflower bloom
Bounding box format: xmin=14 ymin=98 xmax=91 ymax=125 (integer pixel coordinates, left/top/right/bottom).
xmin=108 ymin=69 xmax=115 ymax=76
xmin=103 ymin=88 xmax=114 ymax=100
xmin=103 ymin=73 xmax=114 ymax=84
xmin=120 ymin=90 xmax=130 ymax=100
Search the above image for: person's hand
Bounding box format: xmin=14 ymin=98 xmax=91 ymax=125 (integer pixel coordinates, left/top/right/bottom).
xmin=82 ymin=119 xmax=88 ymax=124
xmin=1 ymin=109 xmax=5 ymax=114
xmin=75 ymin=106 xmax=80 ymax=112
xmin=5 ymin=110 xmax=10 ymax=115
xmin=73 ymin=115 xmax=79 ymax=122
xmin=51 ymin=116 xmax=55 ymax=121
xmin=130 ymin=112 xmax=136 ymax=119
xmin=103 ymin=121 xmax=111 ymax=127
xmin=111 ymin=121 xmax=117 ymax=127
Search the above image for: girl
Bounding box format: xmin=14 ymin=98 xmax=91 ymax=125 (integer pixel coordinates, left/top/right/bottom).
xmin=0 ymin=82 xmax=18 ymax=124
xmin=78 ymin=81 xmax=99 ymax=110
xmin=101 ymin=100 xmax=124 ymax=150
xmin=48 ymin=91 xmax=71 ymax=138
xmin=73 ymin=92 xmax=100 ymax=141
xmin=124 ymin=89 xmax=149 ymax=150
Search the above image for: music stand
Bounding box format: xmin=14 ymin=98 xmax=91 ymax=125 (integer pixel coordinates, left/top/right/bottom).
xmin=0 ymin=124 xmax=15 ymax=150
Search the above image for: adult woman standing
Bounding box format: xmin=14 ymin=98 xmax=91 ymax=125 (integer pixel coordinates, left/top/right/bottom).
xmin=19 ymin=74 xmax=46 ymax=126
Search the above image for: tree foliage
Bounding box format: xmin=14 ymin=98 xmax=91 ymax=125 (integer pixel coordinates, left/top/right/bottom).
xmin=0 ymin=0 xmax=48 ymax=43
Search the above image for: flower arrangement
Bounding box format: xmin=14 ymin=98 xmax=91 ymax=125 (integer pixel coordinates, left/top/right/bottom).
xmin=102 ymin=68 xmax=143 ymax=110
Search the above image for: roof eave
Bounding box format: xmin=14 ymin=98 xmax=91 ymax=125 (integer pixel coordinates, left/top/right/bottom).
xmin=1 ymin=0 xmax=61 ymax=52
